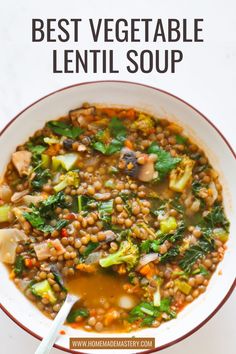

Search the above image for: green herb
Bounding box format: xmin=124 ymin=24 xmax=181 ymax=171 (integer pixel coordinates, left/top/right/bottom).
xmin=179 ymin=239 xmax=214 ymax=273
xmin=147 ymin=142 xmax=181 ymax=180
xmin=31 ymin=168 xmax=51 ymax=191
xmin=93 ymin=139 xmax=123 ymax=155
xmin=92 ymin=118 xmax=126 ymax=155
xmin=83 ymin=242 xmax=99 ymax=257
xmin=47 ymin=121 xmax=84 ymax=139
xmin=14 ymin=255 xmax=25 ymax=276
xmin=67 ymin=308 xmax=89 ymax=323
xmin=27 ymin=143 xmax=46 ymax=155
xmin=27 ymin=142 xmax=47 ymax=167
xmin=109 ymin=117 xmax=127 ymax=140
xmin=175 ymin=134 xmax=187 ymax=145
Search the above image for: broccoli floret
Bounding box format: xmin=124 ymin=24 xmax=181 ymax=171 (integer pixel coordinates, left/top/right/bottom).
xmin=131 ymin=113 xmax=154 ymax=134
xmin=99 ymin=239 xmax=139 ymax=271
xmin=54 ymin=171 xmax=79 ymax=192
xmin=169 ymin=156 xmax=195 ymax=192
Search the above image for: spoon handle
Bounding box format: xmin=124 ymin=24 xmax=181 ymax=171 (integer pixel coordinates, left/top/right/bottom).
xmin=35 ymin=295 xmax=77 ymax=354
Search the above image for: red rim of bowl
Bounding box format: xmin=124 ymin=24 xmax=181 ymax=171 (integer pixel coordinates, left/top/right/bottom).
xmin=0 ymin=80 xmax=235 ymax=354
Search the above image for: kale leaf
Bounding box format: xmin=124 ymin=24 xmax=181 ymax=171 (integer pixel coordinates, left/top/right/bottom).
xmin=204 ymin=204 xmax=230 ymax=232
xmin=31 ymin=168 xmax=51 ymax=191
xmin=179 ymin=239 xmax=214 ymax=273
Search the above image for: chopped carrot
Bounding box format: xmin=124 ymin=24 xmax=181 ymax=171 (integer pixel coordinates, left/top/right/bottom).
xmin=64 ymin=213 xmax=77 ymax=220
xmin=121 ymin=109 xmax=136 ymax=120
xmin=24 ymin=258 xmax=33 ymax=268
xmin=76 ymin=263 xmax=96 ymax=273
xmin=59 ymin=330 xmax=66 ymax=335
xmin=9 ymin=270 xmax=15 ymax=279
xmin=139 ymin=263 xmax=151 ymax=276
xmin=101 ymin=108 xmax=119 ymax=117
xmin=167 ymin=123 xmax=183 ymax=134
xmin=61 ymin=228 xmax=68 ymax=237
xmin=124 ymin=139 xmax=133 ymax=150
xmin=148 ymin=128 xmax=156 ymax=134
xmin=90 ymin=309 xmax=97 ymax=316
xmin=139 ymin=263 xmax=156 ymax=279
xmin=46 ymin=143 xmax=61 ymax=156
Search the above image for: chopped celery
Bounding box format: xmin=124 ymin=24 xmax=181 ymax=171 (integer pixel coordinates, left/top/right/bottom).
xmin=31 ymin=280 xmax=57 ymax=304
xmin=213 ymin=227 xmax=229 ymax=243
xmin=175 ymin=279 xmax=192 ymax=295
xmin=0 ymin=205 xmax=11 ymax=223
xmin=41 ymin=154 xmax=50 ymax=169
xmin=140 ymin=306 xmax=154 ymax=316
xmin=52 ymin=153 xmax=79 ymax=171
xmin=44 ymin=136 xmax=60 ymax=145
xmin=160 ymin=216 xmax=178 ymax=234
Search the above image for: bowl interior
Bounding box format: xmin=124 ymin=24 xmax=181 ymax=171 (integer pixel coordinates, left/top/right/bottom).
xmin=0 ymin=82 xmax=235 ymax=354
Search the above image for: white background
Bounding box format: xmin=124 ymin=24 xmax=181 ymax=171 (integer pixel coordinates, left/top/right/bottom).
xmin=0 ymin=1 xmax=235 ymax=354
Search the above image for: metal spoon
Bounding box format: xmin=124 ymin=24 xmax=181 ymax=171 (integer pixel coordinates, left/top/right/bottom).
xmin=35 ymin=293 xmax=79 ymax=354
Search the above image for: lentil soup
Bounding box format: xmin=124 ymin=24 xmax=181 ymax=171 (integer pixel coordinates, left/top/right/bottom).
xmin=0 ymin=105 xmax=229 ymax=333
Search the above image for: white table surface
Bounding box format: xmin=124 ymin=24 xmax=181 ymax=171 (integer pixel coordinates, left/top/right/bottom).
xmin=0 ymin=1 xmax=235 ymax=353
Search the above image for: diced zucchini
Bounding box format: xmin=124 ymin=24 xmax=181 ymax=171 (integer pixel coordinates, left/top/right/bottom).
xmin=31 ymin=280 xmax=57 ymax=304
xmin=175 ymin=280 xmax=192 ymax=295
xmin=52 ymin=153 xmax=79 ymax=171
xmin=160 ymin=216 xmax=178 ymax=234
xmin=0 ymin=205 xmax=11 ymax=223
xmin=41 ymin=154 xmax=50 ymax=169
xmin=213 ymin=228 xmax=229 ymax=243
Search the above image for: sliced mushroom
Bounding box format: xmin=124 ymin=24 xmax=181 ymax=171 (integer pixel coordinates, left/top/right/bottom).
xmin=119 ymin=149 xmax=139 ymax=178
xmin=22 ymin=195 xmax=44 ymax=206
xmin=0 ymin=228 xmax=28 ymax=264
xmin=138 ymin=159 xmax=155 ymax=182
xmin=103 ymin=230 xmax=117 ymax=242
xmin=12 ymin=151 xmax=32 ymax=177
xmin=69 ymin=106 xmax=96 ymax=126
xmin=77 ymin=143 xmax=87 ymax=152
xmin=11 ymin=189 xmax=30 ymax=203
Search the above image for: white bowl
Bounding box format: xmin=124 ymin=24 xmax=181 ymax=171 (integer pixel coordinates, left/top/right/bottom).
xmin=0 ymin=81 xmax=235 ymax=354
